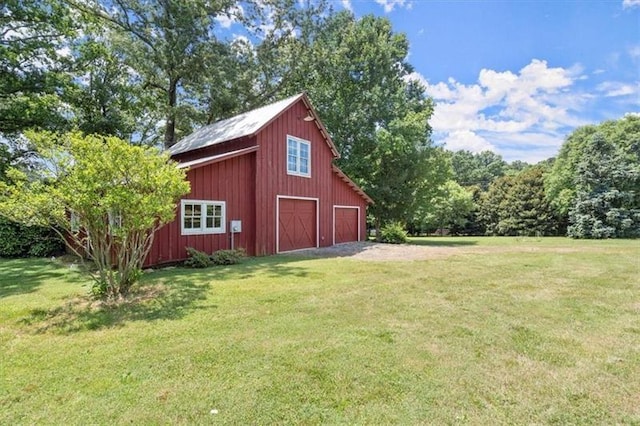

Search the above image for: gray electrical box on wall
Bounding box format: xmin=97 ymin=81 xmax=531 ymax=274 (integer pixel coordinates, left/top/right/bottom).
xmin=231 ymin=220 xmax=242 ymax=233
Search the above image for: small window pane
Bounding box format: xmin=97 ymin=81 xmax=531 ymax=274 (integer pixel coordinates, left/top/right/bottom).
xmin=207 ymin=205 xmax=214 ymax=216
xmin=193 ymin=205 xmax=201 ymax=214
xmin=214 ymin=205 xmax=222 ymax=216
xmin=300 ymin=159 xmax=308 ymax=174
xmin=193 ymin=218 xmax=201 ymax=228
xmin=214 ymin=217 xmax=221 ymax=228
xmin=300 ymin=143 xmax=309 ymax=158
xmin=206 ymin=217 xmax=213 ymax=228
xmin=288 ymin=156 xmax=297 ymax=172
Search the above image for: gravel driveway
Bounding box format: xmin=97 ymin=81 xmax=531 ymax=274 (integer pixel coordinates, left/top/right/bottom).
xmin=288 ymin=241 xmax=462 ymax=261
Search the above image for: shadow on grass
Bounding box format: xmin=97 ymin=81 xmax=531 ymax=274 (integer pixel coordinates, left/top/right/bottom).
xmin=18 ymin=256 xmax=312 ymax=334
xmin=0 ymin=258 xmax=85 ymax=298
xmin=408 ymin=238 xmax=478 ymax=247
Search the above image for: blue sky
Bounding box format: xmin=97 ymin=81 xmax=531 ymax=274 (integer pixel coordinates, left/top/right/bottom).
xmin=337 ymin=0 xmax=640 ymax=163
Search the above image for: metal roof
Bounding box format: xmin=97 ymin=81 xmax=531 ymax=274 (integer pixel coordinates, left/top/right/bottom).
xmin=169 ymin=93 xmax=305 ymax=156
xmin=176 ymin=146 xmax=259 ymax=170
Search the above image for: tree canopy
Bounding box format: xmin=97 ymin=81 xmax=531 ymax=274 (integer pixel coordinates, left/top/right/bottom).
xmin=1 ymin=0 xmax=637 ymax=241
xmin=567 ymin=132 xmax=640 ymax=238
xmin=0 ymin=132 xmax=190 ymax=298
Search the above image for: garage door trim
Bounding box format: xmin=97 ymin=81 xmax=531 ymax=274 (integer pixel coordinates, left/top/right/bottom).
xmin=333 ymin=205 xmax=360 ymax=245
xmin=276 ymin=195 xmax=319 ymax=253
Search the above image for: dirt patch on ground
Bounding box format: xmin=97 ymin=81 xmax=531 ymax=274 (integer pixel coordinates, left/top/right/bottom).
xmin=289 ymin=241 xmax=608 ymax=261
xmin=290 ymin=241 xmax=465 ymax=261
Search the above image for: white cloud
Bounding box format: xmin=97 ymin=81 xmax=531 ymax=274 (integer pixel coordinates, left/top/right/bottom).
xmin=419 ymin=59 xmax=594 ymax=162
xmin=622 ymin=0 xmax=640 ymax=9
xmin=403 ymin=71 xmax=428 ymax=87
xmin=341 ymin=0 xmax=353 ymax=12
xmin=375 ymin=0 xmax=412 ymax=13
xmin=596 ymin=81 xmax=640 ymax=97
xmin=441 ymin=130 xmax=496 ymax=153
xmin=215 ymin=5 xmax=244 ymax=29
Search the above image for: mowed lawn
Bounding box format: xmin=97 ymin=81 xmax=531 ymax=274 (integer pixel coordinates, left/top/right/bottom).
xmin=1 ymin=238 xmax=639 ymax=424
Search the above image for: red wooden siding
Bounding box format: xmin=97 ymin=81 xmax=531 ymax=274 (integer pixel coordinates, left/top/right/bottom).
xmin=146 ymin=152 xmax=256 ymax=265
xmin=332 ymin=172 xmax=368 ymax=242
xmin=254 ymin=101 xmax=337 ymax=254
xmin=278 ymin=197 xmax=317 ymax=252
xmin=145 ymin=95 xmax=371 ymax=265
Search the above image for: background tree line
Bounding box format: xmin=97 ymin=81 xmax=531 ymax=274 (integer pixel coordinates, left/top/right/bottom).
xmin=1 ymin=0 xmax=638 ymax=262
xmin=413 ymin=115 xmax=639 ymax=238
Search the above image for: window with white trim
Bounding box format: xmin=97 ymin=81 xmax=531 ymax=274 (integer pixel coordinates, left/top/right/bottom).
xmin=287 ymin=136 xmax=311 ymax=177
xmin=181 ymin=200 xmax=225 ymax=235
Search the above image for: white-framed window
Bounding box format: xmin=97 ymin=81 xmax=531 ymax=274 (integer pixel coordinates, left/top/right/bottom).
xmin=181 ymin=200 xmax=226 ymax=235
xmin=287 ymin=135 xmax=311 ymax=177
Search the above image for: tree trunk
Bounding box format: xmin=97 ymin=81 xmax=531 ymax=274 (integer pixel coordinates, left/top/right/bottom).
xmin=164 ymin=78 xmax=179 ymax=149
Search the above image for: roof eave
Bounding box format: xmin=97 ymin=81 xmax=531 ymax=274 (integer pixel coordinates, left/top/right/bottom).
xmin=332 ymin=164 xmax=374 ymax=204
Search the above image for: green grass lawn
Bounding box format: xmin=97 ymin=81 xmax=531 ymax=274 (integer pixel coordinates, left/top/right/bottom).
xmin=1 ymin=237 xmax=639 ymax=424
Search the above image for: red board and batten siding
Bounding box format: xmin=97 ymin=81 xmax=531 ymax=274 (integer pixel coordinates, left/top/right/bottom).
xmin=145 ymin=95 xmax=370 ymax=265
xmin=254 ymin=101 xmax=337 ymax=254
xmin=332 ymin=172 xmax=368 ymax=244
xmin=146 ymin=152 xmax=256 ymax=265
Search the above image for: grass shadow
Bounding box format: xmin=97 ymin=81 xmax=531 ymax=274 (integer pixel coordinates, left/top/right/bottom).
xmin=408 ymin=237 xmax=478 ymax=247
xmin=0 ymin=258 xmax=86 ymax=298
xmin=18 ymin=255 xmax=314 ymax=334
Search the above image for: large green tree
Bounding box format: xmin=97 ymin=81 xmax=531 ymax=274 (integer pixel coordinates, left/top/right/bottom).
xmin=278 ymin=12 xmax=426 ymax=181
xmin=450 ymin=150 xmax=507 ymax=191
xmin=68 ymin=0 xmax=322 ymax=147
xmin=567 ymin=133 xmax=640 ymax=238
xmin=367 ymin=110 xmax=447 ymax=229
xmin=416 ymin=180 xmax=474 ymax=235
xmin=67 ymin=36 xmax=158 ymax=142
xmin=0 ymin=0 xmax=76 ymax=135
xmin=68 ymin=0 xmax=241 ymax=147
xmin=263 ymin=11 xmax=446 ymax=226
xmin=545 ymin=115 xmax=640 ymax=227
xmin=480 ymin=166 xmax=556 ymax=236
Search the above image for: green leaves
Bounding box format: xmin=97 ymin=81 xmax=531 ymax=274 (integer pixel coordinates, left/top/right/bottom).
xmin=419 ymin=180 xmax=474 ymax=233
xmin=545 ymin=115 xmax=640 ymax=221
xmin=1 ymin=0 xmax=77 ymax=135
xmin=0 ymin=131 xmax=190 ymax=298
xmin=567 ymin=132 xmax=640 ymax=238
xmin=479 ymin=166 xmax=557 ymax=236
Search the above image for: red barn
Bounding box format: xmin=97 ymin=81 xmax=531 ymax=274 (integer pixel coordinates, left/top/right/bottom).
xmin=146 ymin=93 xmax=373 ymax=265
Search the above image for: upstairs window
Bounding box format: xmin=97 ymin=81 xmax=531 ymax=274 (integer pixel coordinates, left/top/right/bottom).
xmin=181 ymin=200 xmax=225 ymax=235
xmin=287 ymin=135 xmax=311 ymax=177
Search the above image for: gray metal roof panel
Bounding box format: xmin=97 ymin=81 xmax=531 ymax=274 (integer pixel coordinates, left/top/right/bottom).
xmin=168 ymin=93 xmax=304 ymax=156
